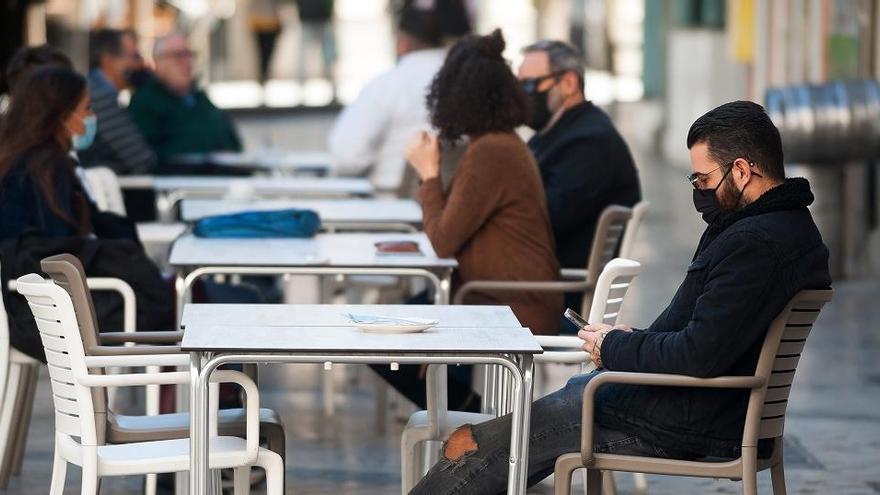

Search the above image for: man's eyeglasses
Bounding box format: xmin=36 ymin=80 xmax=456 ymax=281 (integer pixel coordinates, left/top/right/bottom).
xmin=157 ymin=49 xmax=197 ymax=61
xmin=520 ymin=70 xmax=566 ymax=94
xmin=686 ymin=160 xmax=760 ymax=189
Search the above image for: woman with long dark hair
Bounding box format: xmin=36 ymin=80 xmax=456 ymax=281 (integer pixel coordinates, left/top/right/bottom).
xmin=0 ymin=66 xmax=96 ymax=238
xmin=374 ymin=29 xmax=562 ymax=412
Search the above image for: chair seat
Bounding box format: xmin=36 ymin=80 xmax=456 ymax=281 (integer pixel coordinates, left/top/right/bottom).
xmin=556 ymin=451 xmax=759 ymax=480
xmin=109 ymin=407 xmax=282 ymax=443
xmin=135 ymin=222 xmax=187 ymax=244
xmin=95 ymin=436 xmax=263 ymax=476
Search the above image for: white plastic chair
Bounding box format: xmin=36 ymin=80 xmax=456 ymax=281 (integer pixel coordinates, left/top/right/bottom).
xmin=399 ymin=258 xmax=642 ymax=493
xmin=15 ymin=273 xmax=284 ymax=495
xmin=83 ymin=166 xmax=187 ymax=259
xmin=0 ymin=267 xmax=139 ymax=489
xmin=618 ymin=201 xmax=649 ymax=260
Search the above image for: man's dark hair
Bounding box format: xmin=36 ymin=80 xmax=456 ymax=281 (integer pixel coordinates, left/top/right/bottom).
xmin=521 ymin=39 xmax=585 ymax=93
xmin=686 ymin=101 xmax=785 ymax=181
xmin=5 ymin=44 xmax=72 ymax=91
xmin=89 ymin=28 xmax=125 ymax=70
xmin=426 ymin=29 xmax=528 ymax=143
xmin=398 ymin=5 xmax=442 ymax=47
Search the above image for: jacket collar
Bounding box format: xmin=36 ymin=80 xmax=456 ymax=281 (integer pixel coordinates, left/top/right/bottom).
xmin=718 ymin=177 xmax=814 ymax=230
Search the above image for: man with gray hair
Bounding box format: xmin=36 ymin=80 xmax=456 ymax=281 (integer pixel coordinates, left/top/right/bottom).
xmin=518 ymin=40 xmax=641 ymax=314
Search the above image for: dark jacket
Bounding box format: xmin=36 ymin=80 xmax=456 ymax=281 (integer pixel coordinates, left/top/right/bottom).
xmin=128 ymin=77 xmax=241 ymax=166
xmin=527 ymin=101 xmax=641 ymax=269
xmin=595 ymin=178 xmax=831 ymax=458
xmin=0 ymin=153 xmax=139 ymax=241
xmin=1 ymin=235 xmax=175 ymax=361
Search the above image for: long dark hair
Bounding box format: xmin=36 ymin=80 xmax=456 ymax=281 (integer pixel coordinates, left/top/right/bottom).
xmin=426 ymin=29 xmax=528 ymax=144
xmin=0 ymin=66 xmax=91 ymax=234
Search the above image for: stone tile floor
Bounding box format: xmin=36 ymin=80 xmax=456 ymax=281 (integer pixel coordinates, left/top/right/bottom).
xmin=3 ymin=103 xmax=878 ymax=494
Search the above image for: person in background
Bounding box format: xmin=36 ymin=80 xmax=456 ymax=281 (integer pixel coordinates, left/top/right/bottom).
xmin=3 ymin=44 xmax=71 ymax=94
xmin=0 ymin=67 xmax=96 ymax=238
xmin=518 ymin=40 xmax=641 ymax=285
xmin=249 ymin=0 xmax=282 ymax=84
xmin=295 ymin=0 xmax=336 ymax=94
xmin=128 ymin=32 xmax=241 ymax=167
xmin=327 ymin=4 xmax=446 ymax=193
xmin=410 ymin=101 xmax=831 ymax=495
xmin=78 ymin=28 xmax=157 ymax=175
xmin=373 ymin=30 xmax=562 ymax=412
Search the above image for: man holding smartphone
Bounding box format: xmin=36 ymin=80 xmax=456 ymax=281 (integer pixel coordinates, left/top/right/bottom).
xmin=409 ymin=101 xmax=832 ymax=494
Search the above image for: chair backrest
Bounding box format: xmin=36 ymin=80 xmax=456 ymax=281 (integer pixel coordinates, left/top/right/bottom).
xmin=83 ymin=167 xmax=127 ymax=216
xmin=742 ymin=290 xmax=833 ymax=446
xmin=586 ymin=258 xmax=640 ymax=326
xmin=618 ymin=201 xmax=649 ymax=259
xmin=39 ymin=254 xmax=109 ymax=443
xmin=15 ymin=273 xmax=99 ymax=446
xmin=585 ymin=205 xmax=633 ymax=285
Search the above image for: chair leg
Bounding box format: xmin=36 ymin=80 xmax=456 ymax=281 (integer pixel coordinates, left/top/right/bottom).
xmin=80 ymin=455 xmax=99 ymax=495
xmin=49 ymin=447 xmax=67 ymax=495
xmin=553 ymin=455 xmax=582 ymax=495
xmin=0 ymin=363 xmax=22 ymax=489
xmin=233 ymin=466 xmax=251 ymax=495
xmin=12 ymin=364 xmax=39 ymax=475
xmin=632 ymin=473 xmax=648 ymax=495
xmin=601 ymin=471 xmax=617 ymax=495
xmin=741 ymin=446 xmax=758 ymax=495
xmin=264 ymin=423 xmax=287 ymax=489
xmin=256 ymin=450 xmax=285 ymax=495
xmin=401 ymin=433 xmax=418 ymax=495
xmin=585 ymin=468 xmax=603 ymax=495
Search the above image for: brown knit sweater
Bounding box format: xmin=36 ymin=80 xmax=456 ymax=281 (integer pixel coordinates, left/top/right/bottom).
xmin=419 ymin=132 xmax=562 ymax=334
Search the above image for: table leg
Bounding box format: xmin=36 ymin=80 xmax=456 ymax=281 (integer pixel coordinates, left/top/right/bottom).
xmin=505 ymin=354 xmax=534 ymax=495
xmin=188 ymin=352 xmax=204 ymax=495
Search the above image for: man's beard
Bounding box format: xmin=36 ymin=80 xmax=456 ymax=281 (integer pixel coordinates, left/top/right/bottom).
xmin=717 ymin=174 xmax=746 ymax=212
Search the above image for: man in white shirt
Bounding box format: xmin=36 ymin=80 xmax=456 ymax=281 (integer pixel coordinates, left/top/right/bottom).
xmin=327 ymin=5 xmax=446 ymax=194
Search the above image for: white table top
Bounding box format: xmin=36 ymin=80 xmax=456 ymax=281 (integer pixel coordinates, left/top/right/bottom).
xmin=180 ymin=198 xmax=423 ymax=224
xmin=180 ymin=305 xmax=540 ymax=354
xmin=170 ymin=151 xmax=332 ymax=171
xmin=169 ymin=232 xmax=456 ymax=268
xmin=181 ymin=304 xmax=520 ymax=329
xmin=117 ymin=176 xmax=373 ymax=197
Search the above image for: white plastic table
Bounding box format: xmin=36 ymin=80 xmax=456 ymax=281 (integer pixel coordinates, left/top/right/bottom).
xmin=169 ymin=232 xmax=456 ymax=321
xmin=117 ymin=176 xmax=374 ymax=221
xmin=169 ymin=150 xmax=332 ymax=174
xmin=180 ymin=198 xmax=423 ymax=230
xmin=181 ymin=304 xmax=540 ymax=495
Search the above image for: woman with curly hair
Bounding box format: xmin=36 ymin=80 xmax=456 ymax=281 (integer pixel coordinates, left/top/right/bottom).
xmin=375 ymin=29 xmax=562 ymax=413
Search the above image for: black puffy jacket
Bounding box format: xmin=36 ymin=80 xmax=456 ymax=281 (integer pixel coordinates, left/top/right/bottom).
xmin=595 ymin=178 xmax=831 ymax=458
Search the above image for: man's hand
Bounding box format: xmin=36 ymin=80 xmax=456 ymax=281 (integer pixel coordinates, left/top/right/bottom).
xmin=578 ymin=323 xmax=632 ymax=367
xmin=405 ymin=131 xmax=440 ymax=181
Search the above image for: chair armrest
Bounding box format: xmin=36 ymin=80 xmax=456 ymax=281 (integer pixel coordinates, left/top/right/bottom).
xmin=454 ymin=280 xmax=591 ymax=305
xmin=534 ymin=335 xmax=590 ymax=364
xmin=579 ymin=372 xmax=766 ymax=464
xmin=87 ymin=344 xmax=182 ymax=356
xmin=77 ymin=369 xmax=260 ymax=462
xmin=99 ymin=331 xmax=184 ymax=345
xmin=83 ymin=353 xmax=191 ymax=368
xmin=536 ymin=335 xmax=583 ymax=348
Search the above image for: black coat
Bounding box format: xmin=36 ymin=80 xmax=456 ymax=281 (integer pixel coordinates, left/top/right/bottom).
xmin=1 ymin=235 xmax=175 ymax=362
xmin=528 ymin=101 xmax=641 ymax=269
xmin=595 ymin=178 xmax=831 ymax=458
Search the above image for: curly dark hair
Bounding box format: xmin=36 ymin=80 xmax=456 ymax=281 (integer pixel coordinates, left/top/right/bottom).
xmin=426 ymin=29 xmax=528 ymax=144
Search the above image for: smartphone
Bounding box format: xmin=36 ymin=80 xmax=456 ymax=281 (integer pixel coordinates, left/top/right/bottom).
xmin=564 ymin=308 xmax=590 ymax=328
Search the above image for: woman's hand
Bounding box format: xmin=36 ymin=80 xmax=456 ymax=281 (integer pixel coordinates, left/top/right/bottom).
xmin=406 ymin=131 xmax=440 ymax=181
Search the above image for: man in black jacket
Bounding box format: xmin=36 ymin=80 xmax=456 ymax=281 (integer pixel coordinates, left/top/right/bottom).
xmin=518 ymin=40 xmax=641 ymax=271
xmin=410 ymin=101 xmax=832 ymax=494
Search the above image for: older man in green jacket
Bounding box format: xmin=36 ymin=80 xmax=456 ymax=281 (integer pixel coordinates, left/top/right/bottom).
xmin=128 ymin=32 xmax=241 ymax=169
